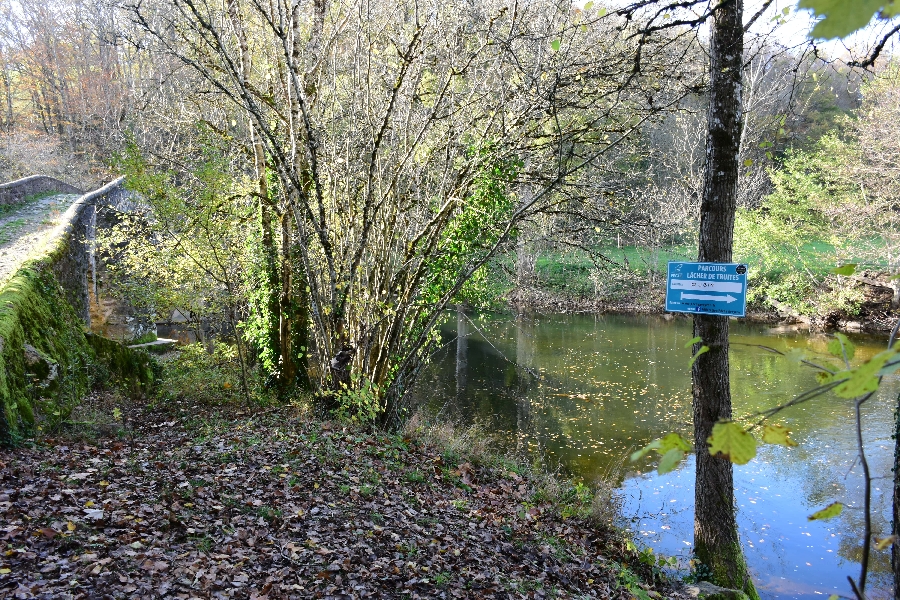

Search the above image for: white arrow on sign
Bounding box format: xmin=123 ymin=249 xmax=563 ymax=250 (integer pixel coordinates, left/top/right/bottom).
xmin=681 ymin=292 xmax=737 ymax=303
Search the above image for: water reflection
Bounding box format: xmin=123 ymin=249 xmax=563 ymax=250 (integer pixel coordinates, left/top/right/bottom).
xmin=414 ymin=313 xmax=898 ymax=599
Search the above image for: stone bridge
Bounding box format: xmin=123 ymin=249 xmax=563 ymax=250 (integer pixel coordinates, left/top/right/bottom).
xmin=0 ymin=175 xmax=153 ymax=445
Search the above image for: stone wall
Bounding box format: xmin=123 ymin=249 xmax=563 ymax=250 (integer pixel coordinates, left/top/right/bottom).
xmin=48 ymin=176 xmax=126 ymax=326
xmin=0 ymin=175 xmax=83 ymax=205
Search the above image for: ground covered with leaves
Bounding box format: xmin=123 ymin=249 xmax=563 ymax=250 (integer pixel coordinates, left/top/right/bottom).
xmin=1 ymin=397 xmax=683 ymax=599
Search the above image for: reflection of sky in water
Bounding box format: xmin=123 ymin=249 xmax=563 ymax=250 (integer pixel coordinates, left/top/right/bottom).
xmin=415 ymin=313 xmax=898 ymax=599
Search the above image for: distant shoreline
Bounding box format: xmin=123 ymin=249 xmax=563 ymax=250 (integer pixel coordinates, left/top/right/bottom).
xmin=505 ymin=287 xmax=898 ymax=336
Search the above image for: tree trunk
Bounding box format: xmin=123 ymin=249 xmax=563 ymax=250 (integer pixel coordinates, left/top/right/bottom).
xmin=228 ymin=0 xmax=285 ymax=385
xmin=692 ymin=1 xmax=758 ymax=598
xmin=280 ymin=213 xmax=312 ymax=392
xmin=261 ymin=200 xmax=282 ymax=376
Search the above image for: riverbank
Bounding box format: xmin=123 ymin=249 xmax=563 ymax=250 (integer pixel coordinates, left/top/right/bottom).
xmin=0 ymin=393 xmax=690 ymax=599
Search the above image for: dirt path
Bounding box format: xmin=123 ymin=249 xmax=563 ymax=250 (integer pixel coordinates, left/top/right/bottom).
xmin=0 ymin=193 xmax=81 ymax=286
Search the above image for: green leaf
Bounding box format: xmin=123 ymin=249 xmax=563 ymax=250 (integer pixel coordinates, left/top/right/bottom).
xmin=597 ymin=7 xmax=607 ymax=16
xmin=584 ymin=1 xmax=593 ymax=9
xmin=630 ymin=439 xmax=661 ymax=462
xmin=832 ymin=348 xmax=897 ymax=398
xmin=808 ymin=502 xmax=843 ymax=521
xmin=550 ymin=39 xmax=561 ymax=52
xmin=799 ymin=0 xmax=899 ymax=39
xmin=830 ymin=263 xmax=857 ymax=275
xmin=630 ymin=433 xmax=691 ymax=463
xmin=659 ymin=432 xmax=692 ymax=453
xmin=827 ymin=332 xmax=856 ymax=361
xmin=684 ymin=336 xmax=702 ymax=349
xmin=689 ymin=345 xmax=709 ymax=368
xmin=743 ymin=159 xmax=753 ymax=167
xmin=658 ymin=449 xmax=685 ymax=475
xmin=707 ymin=421 xmax=757 ymax=465
xmin=762 ymin=424 xmax=798 ymax=447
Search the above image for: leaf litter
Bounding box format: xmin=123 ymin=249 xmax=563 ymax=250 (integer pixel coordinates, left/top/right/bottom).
xmin=0 ymin=398 xmax=684 ymax=599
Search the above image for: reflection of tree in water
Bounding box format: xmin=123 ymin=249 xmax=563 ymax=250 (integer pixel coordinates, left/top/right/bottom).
xmin=836 ymin=504 xmax=892 ymax=591
xmin=413 ymin=313 xmax=696 ymax=480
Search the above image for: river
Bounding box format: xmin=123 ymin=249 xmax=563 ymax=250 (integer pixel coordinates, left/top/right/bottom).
xmin=413 ymin=312 xmax=899 ymax=599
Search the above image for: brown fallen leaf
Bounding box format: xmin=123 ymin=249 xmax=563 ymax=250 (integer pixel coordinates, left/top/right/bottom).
xmin=140 ymin=559 xmax=169 ymax=572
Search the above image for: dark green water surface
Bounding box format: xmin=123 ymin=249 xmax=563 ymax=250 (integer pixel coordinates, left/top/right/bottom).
xmin=414 ymin=313 xmax=899 ymax=599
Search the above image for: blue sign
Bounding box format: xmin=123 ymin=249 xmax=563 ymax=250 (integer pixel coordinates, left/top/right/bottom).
xmin=666 ymin=262 xmax=748 ymax=317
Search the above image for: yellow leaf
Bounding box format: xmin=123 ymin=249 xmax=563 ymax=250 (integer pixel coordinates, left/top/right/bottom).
xmin=830 ymin=263 xmax=857 ymax=276
xmin=762 ymin=424 xmax=798 ymax=447
xmin=875 ymin=535 xmax=898 ymax=550
xmin=707 ymin=421 xmax=757 ymax=465
xmin=808 ymin=502 xmax=843 ymax=521
xmin=66 ymin=522 xmax=76 ymax=532
xmin=659 ymin=432 xmax=692 ymax=453
xmin=85 ymin=500 xmax=95 ymax=508
xmin=827 ymin=332 xmax=855 ymax=361
xmin=99 ymin=481 xmax=109 ymax=487
xmin=833 ymin=348 xmax=897 ymax=398
xmin=0 ymin=568 xmax=10 ymax=574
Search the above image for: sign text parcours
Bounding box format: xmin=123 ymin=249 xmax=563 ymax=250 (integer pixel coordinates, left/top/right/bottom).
xmin=665 ymin=262 xmax=748 ymax=317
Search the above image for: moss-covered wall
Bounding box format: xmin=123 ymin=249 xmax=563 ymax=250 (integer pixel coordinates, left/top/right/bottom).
xmin=0 ymin=176 xmax=151 ymax=446
xmin=0 ymin=266 xmax=92 ymax=443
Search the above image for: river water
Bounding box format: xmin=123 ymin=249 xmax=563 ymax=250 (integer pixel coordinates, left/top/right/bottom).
xmin=414 ymin=312 xmax=899 ymax=599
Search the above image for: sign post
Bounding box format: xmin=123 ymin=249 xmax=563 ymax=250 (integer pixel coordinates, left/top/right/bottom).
xmin=665 ymin=262 xmax=748 ymax=317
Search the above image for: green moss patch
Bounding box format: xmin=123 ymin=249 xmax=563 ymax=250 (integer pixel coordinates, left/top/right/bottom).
xmin=0 ymin=263 xmax=153 ymax=446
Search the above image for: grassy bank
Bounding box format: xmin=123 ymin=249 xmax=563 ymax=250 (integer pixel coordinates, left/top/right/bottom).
xmin=499 ymin=243 xmax=898 ymax=332
xmin=0 ymin=346 xmax=685 ymax=599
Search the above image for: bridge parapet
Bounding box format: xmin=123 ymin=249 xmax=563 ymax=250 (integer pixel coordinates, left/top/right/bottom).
xmin=0 ymin=175 xmax=83 ymax=205
xmin=48 ymin=176 xmax=127 ymax=326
